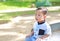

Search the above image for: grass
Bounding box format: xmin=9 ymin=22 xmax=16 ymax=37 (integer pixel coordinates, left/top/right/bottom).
xmin=0 ymin=10 xmax=35 ymax=20
xmin=0 ymin=1 xmax=32 ymax=10
xmin=0 ymin=2 xmax=20 ymax=10
xmin=0 ymin=0 xmax=60 ymax=10
xmin=1 ymin=1 xmax=32 ymax=7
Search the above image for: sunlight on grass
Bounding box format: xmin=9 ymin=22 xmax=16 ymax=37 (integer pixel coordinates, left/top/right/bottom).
xmin=0 ymin=1 xmax=32 ymax=10
xmin=0 ymin=5 xmax=21 ymax=10
xmin=0 ymin=14 xmax=5 ymax=16
xmin=0 ymin=2 xmax=25 ymax=10
xmin=0 ymin=13 xmax=12 ymax=20
xmin=0 ymin=10 xmax=34 ymax=20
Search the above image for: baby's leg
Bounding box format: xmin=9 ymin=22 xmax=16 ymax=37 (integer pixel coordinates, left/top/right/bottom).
xmin=25 ymin=36 xmax=32 ymax=41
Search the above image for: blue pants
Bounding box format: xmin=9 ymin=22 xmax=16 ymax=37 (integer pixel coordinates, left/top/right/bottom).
xmin=25 ymin=36 xmax=36 ymax=41
xmin=25 ymin=36 xmax=48 ymax=41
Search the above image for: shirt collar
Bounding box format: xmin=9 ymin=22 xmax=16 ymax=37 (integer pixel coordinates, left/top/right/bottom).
xmin=38 ymin=21 xmax=45 ymax=25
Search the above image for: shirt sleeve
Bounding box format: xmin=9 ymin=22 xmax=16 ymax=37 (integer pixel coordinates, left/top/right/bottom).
xmin=45 ymin=23 xmax=52 ymax=35
xmin=33 ymin=22 xmax=37 ymax=30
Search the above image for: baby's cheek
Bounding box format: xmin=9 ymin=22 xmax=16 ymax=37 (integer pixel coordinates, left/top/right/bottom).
xmin=35 ymin=16 xmax=44 ymax=21
xmin=36 ymin=16 xmax=40 ymax=19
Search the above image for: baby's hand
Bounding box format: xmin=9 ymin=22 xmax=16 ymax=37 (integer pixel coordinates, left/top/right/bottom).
xmin=36 ymin=38 xmax=42 ymax=41
xmin=26 ymin=34 xmax=31 ymax=38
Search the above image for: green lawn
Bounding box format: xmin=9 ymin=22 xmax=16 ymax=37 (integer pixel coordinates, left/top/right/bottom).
xmin=0 ymin=10 xmax=35 ymax=20
xmin=0 ymin=0 xmax=60 ymax=10
xmin=0 ymin=1 xmax=32 ymax=10
xmin=0 ymin=1 xmax=33 ymax=10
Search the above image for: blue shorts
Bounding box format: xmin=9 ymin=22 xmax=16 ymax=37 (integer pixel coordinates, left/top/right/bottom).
xmin=25 ymin=36 xmax=36 ymax=41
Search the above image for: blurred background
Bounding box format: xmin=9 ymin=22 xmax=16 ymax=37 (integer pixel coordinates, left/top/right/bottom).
xmin=0 ymin=0 xmax=60 ymax=8
xmin=0 ymin=0 xmax=60 ymax=41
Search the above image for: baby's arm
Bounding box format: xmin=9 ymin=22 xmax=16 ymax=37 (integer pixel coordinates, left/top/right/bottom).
xmin=36 ymin=34 xmax=50 ymax=41
xmin=40 ymin=34 xmax=49 ymax=39
xmin=26 ymin=29 xmax=34 ymax=37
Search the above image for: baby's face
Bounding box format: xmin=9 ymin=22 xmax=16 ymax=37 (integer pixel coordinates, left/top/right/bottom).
xmin=35 ymin=10 xmax=46 ymax=22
